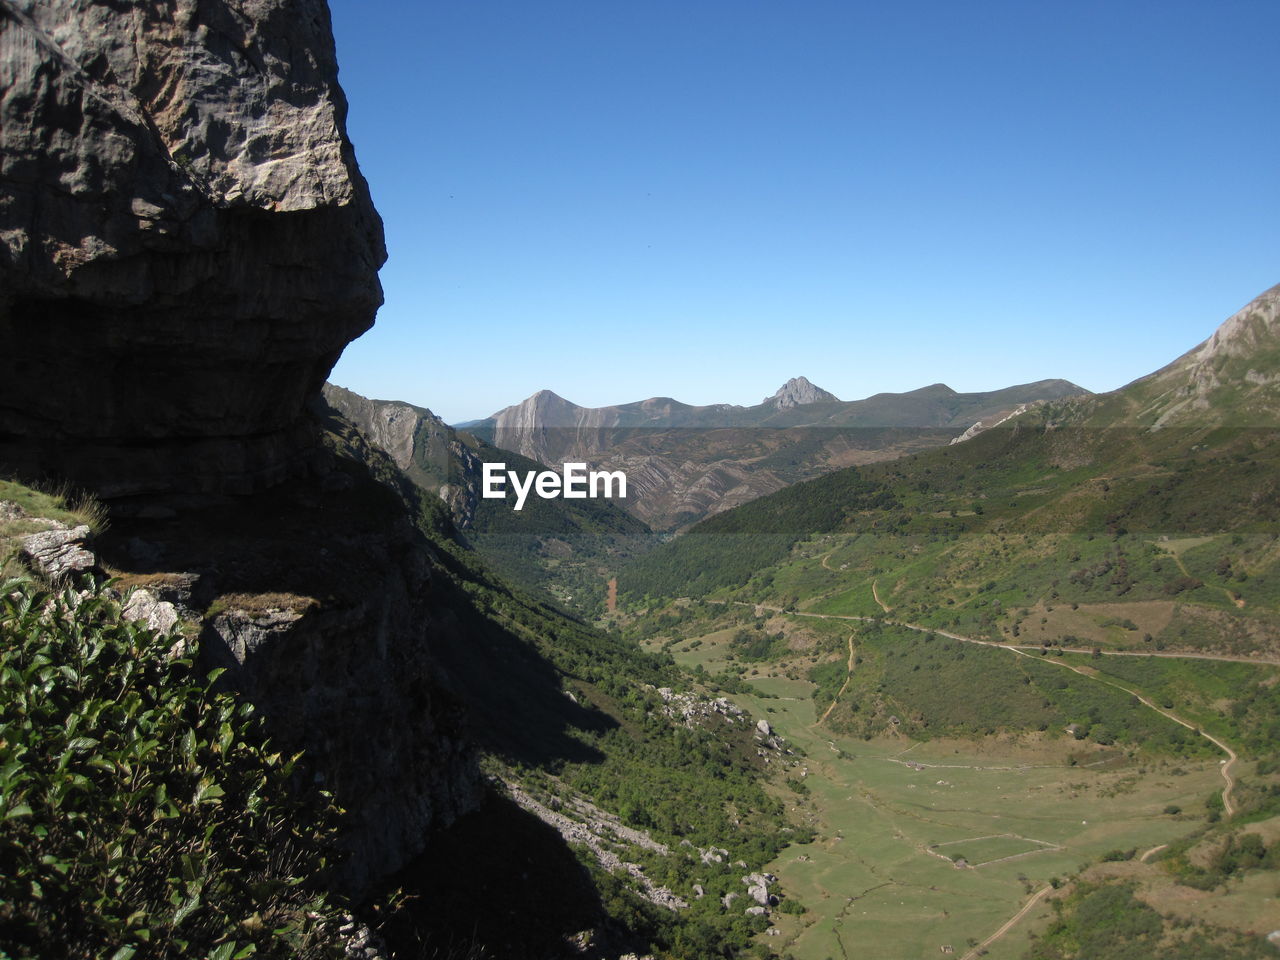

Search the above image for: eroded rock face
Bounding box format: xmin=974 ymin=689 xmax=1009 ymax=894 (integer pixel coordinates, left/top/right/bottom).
xmin=94 ymin=444 xmax=485 ymax=897
xmin=0 ymin=0 xmax=385 ymax=496
xmin=323 ymin=384 xmax=485 ymax=527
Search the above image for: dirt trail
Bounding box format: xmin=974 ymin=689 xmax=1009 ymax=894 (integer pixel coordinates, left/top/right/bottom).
xmin=1000 ymin=645 xmax=1239 ymax=818
xmin=1139 ymin=843 xmax=1168 ymax=862
xmin=871 ymin=579 xmax=891 ymax=613
xmin=960 ymin=885 xmax=1052 ymax=960
xmin=1162 ymin=546 xmax=1242 ymax=607
xmin=818 ymin=633 xmax=857 ymax=723
xmin=711 ymin=599 xmax=1242 ymax=817
xmin=720 ymin=600 xmax=1279 ymax=667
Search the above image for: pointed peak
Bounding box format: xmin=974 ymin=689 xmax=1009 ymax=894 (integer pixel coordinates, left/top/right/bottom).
xmin=528 ymin=388 xmax=569 ymax=403
xmin=765 ymin=376 xmax=840 ymax=409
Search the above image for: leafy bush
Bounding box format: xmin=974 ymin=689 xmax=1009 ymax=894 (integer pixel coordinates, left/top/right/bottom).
xmin=0 ymin=579 xmax=345 ymax=959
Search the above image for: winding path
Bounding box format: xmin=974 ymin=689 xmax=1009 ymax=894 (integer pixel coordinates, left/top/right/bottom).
xmin=712 ymin=599 xmax=1243 ymax=817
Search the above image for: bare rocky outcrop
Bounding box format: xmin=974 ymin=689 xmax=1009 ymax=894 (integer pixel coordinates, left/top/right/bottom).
xmin=92 ymin=452 xmax=485 ymax=897
xmin=948 ymin=402 xmax=1037 ymax=445
xmin=763 ymin=376 xmax=839 ymax=409
xmin=502 ymin=778 xmax=688 ymax=911
xmin=1128 ymin=283 xmax=1280 ymax=428
xmin=18 ymin=522 xmax=96 ymax=583
xmin=653 ymin=686 xmax=747 ymax=727
xmin=121 ymin=588 xmax=180 ymax=636
xmin=0 ymin=0 xmax=385 ymax=497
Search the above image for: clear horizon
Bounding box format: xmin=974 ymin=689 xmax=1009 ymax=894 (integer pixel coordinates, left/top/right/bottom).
xmin=327 ymin=0 xmax=1280 ymax=424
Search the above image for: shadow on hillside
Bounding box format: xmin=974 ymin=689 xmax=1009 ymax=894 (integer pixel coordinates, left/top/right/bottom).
xmin=371 ymin=786 xmax=618 ymax=960
xmin=425 ymin=575 xmax=616 ymax=768
xmin=94 ymin=456 xmax=612 ymax=811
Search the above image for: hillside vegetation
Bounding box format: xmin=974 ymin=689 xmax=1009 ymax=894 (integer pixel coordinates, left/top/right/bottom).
xmin=312 ymin=411 xmax=815 ymax=957
xmin=0 ymin=579 xmax=346 ymax=959
xmin=614 ymin=284 xmax=1280 ymax=958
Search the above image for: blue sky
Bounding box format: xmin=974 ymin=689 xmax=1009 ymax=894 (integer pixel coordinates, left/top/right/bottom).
xmin=327 ymin=0 xmax=1279 ymax=424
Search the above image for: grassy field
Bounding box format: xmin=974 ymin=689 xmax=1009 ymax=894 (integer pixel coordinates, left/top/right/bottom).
xmin=644 ymin=625 xmax=1248 ymax=960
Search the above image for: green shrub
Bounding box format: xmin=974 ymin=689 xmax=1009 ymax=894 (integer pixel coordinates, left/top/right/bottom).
xmin=0 ymin=579 xmax=345 ymax=959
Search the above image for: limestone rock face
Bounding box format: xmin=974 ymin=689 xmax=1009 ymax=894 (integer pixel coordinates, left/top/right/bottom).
xmin=94 ymin=449 xmax=485 ymax=897
xmin=323 ymin=384 xmax=485 ymax=527
xmin=1133 ymin=283 xmax=1280 ymax=428
xmin=0 ymin=0 xmax=385 ymax=496
xmin=121 ymin=587 xmax=181 ymax=636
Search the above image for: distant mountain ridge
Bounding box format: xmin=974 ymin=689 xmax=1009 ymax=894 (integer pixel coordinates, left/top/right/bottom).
xmin=464 ymin=376 xmax=1086 ymax=438
xmin=461 ymin=376 xmax=1089 ymax=529
xmin=620 ymin=281 xmax=1280 ymax=602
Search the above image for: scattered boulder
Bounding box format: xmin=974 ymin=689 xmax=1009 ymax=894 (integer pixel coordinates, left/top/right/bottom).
xmin=122 ymin=588 xmax=180 ymax=636
xmin=338 ymin=914 xmax=388 ymax=960
xmin=742 ymin=872 xmax=777 ymax=906
xmin=756 ymin=719 xmax=772 ymax=737
xmin=700 ymin=846 xmax=729 ymax=864
xmin=745 ymin=906 xmax=767 ymax=916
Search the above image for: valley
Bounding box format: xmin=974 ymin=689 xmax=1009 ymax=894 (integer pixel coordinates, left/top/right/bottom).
xmin=631 ymin=596 xmax=1278 ymax=959
xmin=2 ymin=2 xmax=1277 ymax=956
xmin=316 ymin=286 xmax=1280 ymax=959
xmin=606 ymin=285 xmax=1280 ymax=958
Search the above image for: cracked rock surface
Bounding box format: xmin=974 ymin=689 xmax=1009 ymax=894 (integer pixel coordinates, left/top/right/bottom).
xmin=0 ymin=0 xmax=385 ymax=497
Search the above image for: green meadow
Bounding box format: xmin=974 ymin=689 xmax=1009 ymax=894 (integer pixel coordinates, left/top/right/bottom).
xmin=647 ymin=624 xmax=1230 ymax=960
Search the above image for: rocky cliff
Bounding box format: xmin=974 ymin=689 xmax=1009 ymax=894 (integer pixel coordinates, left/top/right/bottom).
xmin=0 ymin=0 xmax=482 ymax=902
xmin=323 ymin=383 xmax=483 ymax=525
xmin=0 ymin=0 xmax=385 ymax=497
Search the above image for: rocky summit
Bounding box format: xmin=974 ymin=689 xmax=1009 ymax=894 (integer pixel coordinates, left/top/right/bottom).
xmin=0 ymin=0 xmax=385 ymax=497
xmin=763 ymin=376 xmax=839 ymax=409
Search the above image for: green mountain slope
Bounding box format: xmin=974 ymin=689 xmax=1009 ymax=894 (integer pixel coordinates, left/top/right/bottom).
xmin=621 ymin=284 xmax=1280 ymax=620
xmin=613 ymin=284 xmax=1280 ymax=959
xmin=1097 ymin=282 xmax=1280 ymax=429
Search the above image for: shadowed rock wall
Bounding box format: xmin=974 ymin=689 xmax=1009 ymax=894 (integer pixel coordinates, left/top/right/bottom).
xmin=0 ymin=0 xmax=485 ymax=903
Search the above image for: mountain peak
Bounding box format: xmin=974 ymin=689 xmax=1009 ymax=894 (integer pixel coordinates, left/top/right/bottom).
xmin=1123 ymin=282 xmax=1280 ymax=428
xmin=765 ymin=376 xmax=839 ymax=409
xmin=528 ymin=388 xmax=571 ymax=405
